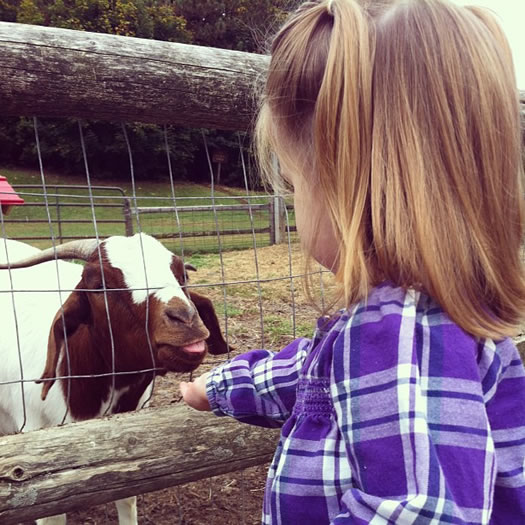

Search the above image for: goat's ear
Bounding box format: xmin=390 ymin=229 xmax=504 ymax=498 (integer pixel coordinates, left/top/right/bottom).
xmin=188 ymin=291 xmax=232 ymax=355
xmin=37 ymin=290 xmax=91 ymax=400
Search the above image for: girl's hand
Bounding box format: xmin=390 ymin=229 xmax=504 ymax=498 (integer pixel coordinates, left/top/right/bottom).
xmin=180 ymin=372 xmax=211 ymax=411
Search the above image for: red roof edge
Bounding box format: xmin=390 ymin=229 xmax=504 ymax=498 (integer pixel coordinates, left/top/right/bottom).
xmin=0 ymin=175 xmax=25 ymax=205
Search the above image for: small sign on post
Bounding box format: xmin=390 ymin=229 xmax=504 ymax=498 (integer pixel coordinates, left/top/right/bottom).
xmin=212 ymin=151 xmax=228 ymax=164
xmin=0 ymin=176 xmax=24 ymax=216
xmin=212 ymin=150 xmax=229 ymax=185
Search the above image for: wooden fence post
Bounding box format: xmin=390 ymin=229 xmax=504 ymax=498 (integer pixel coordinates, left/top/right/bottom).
xmin=269 ymin=200 xmax=275 ymax=245
xmin=123 ymin=197 xmax=134 ymax=237
xmin=274 ymin=196 xmax=287 ymax=245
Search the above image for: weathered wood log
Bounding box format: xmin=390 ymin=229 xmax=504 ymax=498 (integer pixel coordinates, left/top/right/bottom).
xmin=0 ymin=404 xmax=279 ymax=524
xmin=0 ymin=22 xmax=268 ymax=131
xmin=0 ymin=22 xmax=524 ymax=134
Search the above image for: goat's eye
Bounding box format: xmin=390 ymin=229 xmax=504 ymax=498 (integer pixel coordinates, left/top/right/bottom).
xmin=83 ymin=264 xmax=110 ymax=292
xmin=86 ymin=278 xmax=107 ymax=291
xmin=174 ymin=273 xmax=188 ymax=286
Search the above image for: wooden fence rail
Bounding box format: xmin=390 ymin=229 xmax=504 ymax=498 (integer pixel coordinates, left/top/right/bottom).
xmin=0 ymin=22 xmax=267 ymax=131
xmin=0 ymin=22 xmax=524 ymax=135
xmin=133 ymin=201 xmax=291 ymax=246
xmin=0 ymin=405 xmax=280 ymax=524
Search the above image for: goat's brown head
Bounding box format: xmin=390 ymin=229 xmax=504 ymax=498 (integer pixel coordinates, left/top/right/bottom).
xmin=0 ymin=234 xmax=230 ymax=399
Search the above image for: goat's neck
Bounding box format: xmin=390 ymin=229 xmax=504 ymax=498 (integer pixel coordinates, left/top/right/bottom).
xmin=57 ymin=325 xmax=154 ymax=421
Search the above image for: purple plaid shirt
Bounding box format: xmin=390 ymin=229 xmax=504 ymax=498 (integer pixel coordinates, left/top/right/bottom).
xmin=206 ymin=283 xmax=525 ymax=524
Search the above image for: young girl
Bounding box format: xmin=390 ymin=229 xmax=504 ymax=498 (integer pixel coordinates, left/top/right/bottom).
xmin=181 ymin=0 xmax=525 ymax=522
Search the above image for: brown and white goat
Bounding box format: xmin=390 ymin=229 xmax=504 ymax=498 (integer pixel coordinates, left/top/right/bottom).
xmin=0 ymin=233 xmax=230 ymax=524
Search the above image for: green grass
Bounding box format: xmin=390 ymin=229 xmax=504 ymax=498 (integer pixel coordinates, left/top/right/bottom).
xmin=264 ymin=315 xmax=313 ymax=344
xmin=0 ymin=166 xmax=295 ymax=253
xmin=1 ymin=167 xmax=252 ymax=206
xmin=186 ymin=253 xmax=221 ymax=269
xmin=213 ymin=302 xmax=243 ymax=318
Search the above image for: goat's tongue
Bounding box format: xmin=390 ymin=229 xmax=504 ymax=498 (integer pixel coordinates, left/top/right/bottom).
xmin=182 ymin=341 xmax=206 ymax=354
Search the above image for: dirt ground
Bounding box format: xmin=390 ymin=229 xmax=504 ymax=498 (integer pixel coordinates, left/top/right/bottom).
xmin=26 ymin=243 xmax=332 ymax=525
xmin=66 ymin=463 xmax=271 ymax=524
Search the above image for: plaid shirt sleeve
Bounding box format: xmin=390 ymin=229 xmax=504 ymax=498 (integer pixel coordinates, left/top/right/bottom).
xmin=206 ymin=337 xmax=310 ymax=428
xmin=329 ymin=292 xmax=525 ymax=524
xmin=484 ymin=339 xmax=525 ymax=522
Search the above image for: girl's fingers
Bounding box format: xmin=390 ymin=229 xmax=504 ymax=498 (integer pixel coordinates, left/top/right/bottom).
xmin=180 ymin=379 xmax=211 ymax=411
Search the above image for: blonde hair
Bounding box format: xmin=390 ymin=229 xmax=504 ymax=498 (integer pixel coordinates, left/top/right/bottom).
xmin=256 ymin=0 xmax=525 ymax=339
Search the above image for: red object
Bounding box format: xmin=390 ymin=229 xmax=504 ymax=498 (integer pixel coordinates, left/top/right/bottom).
xmin=0 ymin=175 xmax=24 ymax=215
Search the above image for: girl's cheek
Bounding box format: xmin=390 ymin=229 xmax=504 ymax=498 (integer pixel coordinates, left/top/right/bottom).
xmin=294 ymin=190 xmax=339 ymax=272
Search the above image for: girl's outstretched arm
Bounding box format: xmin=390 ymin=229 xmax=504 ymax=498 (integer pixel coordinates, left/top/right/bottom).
xmin=183 ymin=338 xmax=311 ymax=428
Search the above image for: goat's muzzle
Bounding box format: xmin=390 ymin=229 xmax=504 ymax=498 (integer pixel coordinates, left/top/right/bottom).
xmin=164 ymin=305 xmax=195 ymax=325
xmin=154 ymin=297 xmax=210 ymax=372
xmin=156 ymin=340 xmax=208 ymax=372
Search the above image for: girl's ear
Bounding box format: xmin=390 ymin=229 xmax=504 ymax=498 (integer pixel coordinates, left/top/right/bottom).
xmin=188 ymin=291 xmax=233 ymax=355
xmin=37 ymin=287 xmax=91 ymax=400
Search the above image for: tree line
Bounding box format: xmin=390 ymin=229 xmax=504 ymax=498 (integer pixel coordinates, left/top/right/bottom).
xmin=0 ymin=0 xmax=289 ymax=184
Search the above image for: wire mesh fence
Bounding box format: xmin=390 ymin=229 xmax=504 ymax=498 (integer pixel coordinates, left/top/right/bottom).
xmin=0 ymin=116 xmax=330 ymax=524
xmin=2 ymin=184 xmax=132 ymax=246
xmin=1 ymin=186 xmax=298 ymax=253
xmin=133 ymin=198 xmax=297 ymax=254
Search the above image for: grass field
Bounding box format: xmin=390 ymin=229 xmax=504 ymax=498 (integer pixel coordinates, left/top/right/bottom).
xmin=0 ymin=166 xmax=296 ymax=253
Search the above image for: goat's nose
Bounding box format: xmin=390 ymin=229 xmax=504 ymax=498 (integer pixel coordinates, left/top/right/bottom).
xmin=165 ymin=306 xmax=194 ymax=325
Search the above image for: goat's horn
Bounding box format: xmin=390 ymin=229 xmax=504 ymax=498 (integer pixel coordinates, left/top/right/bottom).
xmin=185 ymin=263 xmax=197 ymax=272
xmin=0 ymin=239 xmax=99 ymax=269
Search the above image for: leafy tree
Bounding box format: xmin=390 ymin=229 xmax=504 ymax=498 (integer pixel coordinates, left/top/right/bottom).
xmin=148 ymin=2 xmax=191 ymax=42
xmin=16 ymin=0 xmax=44 ymax=25
xmin=0 ymin=0 xmax=289 ymax=184
xmin=0 ymin=0 xmax=19 ymax=22
xmin=45 ymin=0 xmax=111 ymax=32
xmin=176 ymin=0 xmax=288 ymax=53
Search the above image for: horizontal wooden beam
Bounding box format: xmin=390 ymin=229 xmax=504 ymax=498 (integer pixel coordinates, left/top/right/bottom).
xmin=0 ymin=404 xmax=279 ymax=523
xmin=0 ymin=22 xmax=268 ymax=131
xmin=1 ymin=23 xmax=524 ymax=134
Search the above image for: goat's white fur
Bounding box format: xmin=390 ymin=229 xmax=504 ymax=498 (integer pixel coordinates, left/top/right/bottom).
xmin=105 ymin=233 xmax=190 ymax=306
xmin=0 ymin=238 xmax=82 ymax=434
xmin=34 ymin=496 xmax=139 ymax=525
xmin=0 ymin=234 xmax=189 ymax=524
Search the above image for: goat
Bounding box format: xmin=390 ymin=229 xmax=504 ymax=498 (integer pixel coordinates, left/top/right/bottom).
xmin=0 ymin=233 xmax=230 ymax=525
